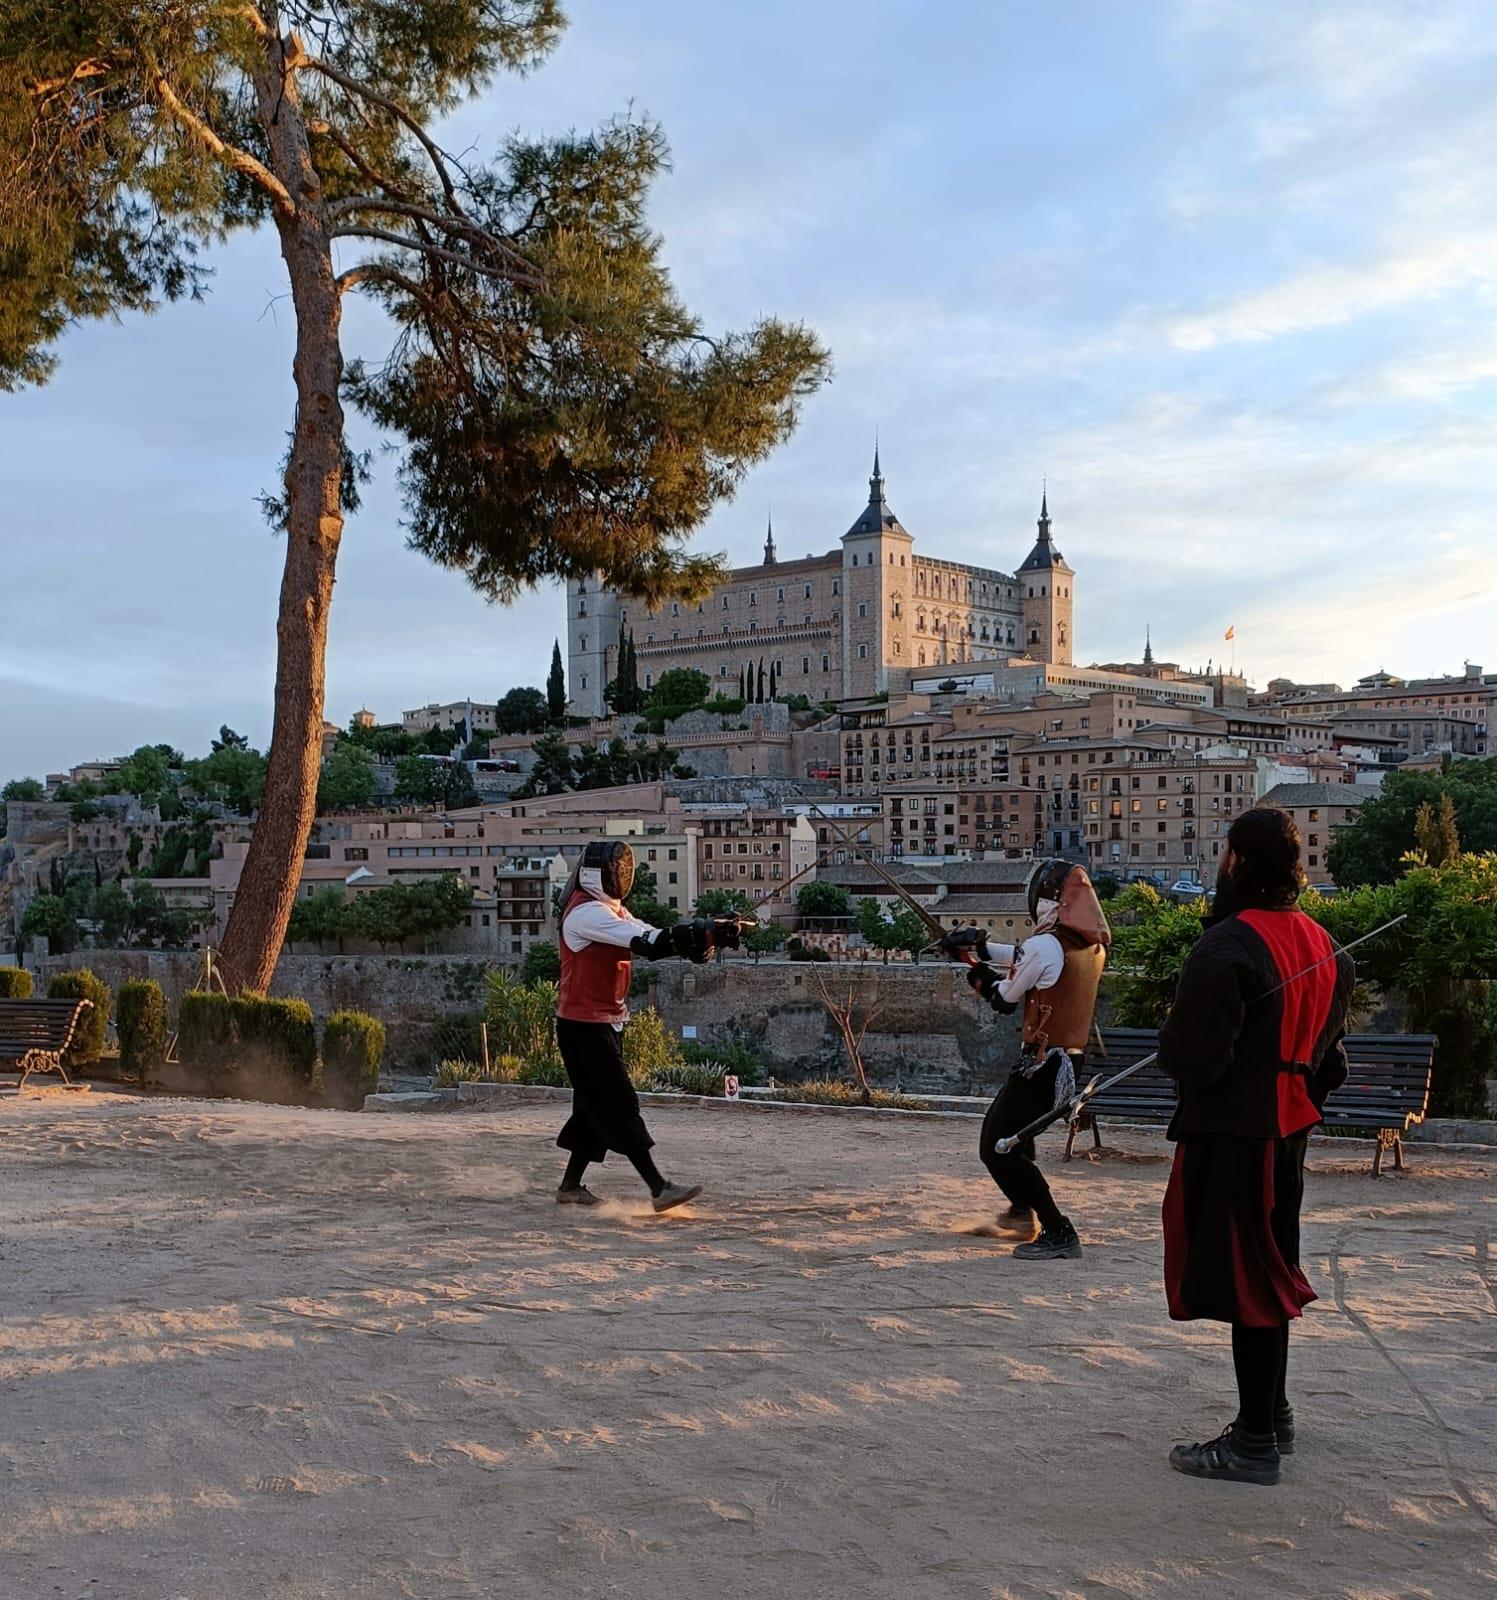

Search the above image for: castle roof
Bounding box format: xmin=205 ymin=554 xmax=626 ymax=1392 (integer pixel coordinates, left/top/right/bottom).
xmin=843 ymin=446 xmax=911 ymax=539
xmin=1017 ymin=487 xmax=1072 ymax=573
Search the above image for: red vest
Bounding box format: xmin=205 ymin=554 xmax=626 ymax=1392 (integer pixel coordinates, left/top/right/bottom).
xmin=557 ymin=891 xmax=633 ymax=1024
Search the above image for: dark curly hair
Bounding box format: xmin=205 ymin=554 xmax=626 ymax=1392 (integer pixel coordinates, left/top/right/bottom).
xmin=1219 ymin=806 xmax=1305 ymax=911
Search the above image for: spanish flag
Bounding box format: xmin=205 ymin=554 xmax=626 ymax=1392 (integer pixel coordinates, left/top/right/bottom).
xmin=1224 ymin=625 xmax=1235 ymax=641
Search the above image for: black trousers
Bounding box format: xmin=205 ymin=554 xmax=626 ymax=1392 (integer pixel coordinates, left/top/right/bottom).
xmin=978 ymin=1053 xmax=1076 ymax=1229
xmin=555 ymin=1018 xmax=654 ymax=1163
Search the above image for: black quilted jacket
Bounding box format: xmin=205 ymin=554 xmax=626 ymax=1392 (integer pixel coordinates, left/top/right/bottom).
xmin=1158 ymin=909 xmax=1356 ymax=1141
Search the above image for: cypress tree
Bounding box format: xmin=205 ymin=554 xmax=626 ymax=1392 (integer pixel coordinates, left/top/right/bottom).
xmin=547 ymin=640 xmax=567 ymax=724
xmin=757 ymin=659 xmax=766 ymax=702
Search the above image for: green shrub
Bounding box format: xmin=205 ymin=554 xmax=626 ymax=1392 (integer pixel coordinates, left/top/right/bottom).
xmin=518 ymin=939 xmax=561 ymax=987
xmin=0 ymin=966 xmax=34 ymax=999
xmin=436 ymin=1053 xmax=527 ymax=1087
xmin=230 ymin=993 xmax=318 ymax=1085
xmin=117 ymin=979 xmax=167 ymax=1081
xmin=679 ymin=1037 xmax=767 ymax=1085
xmin=622 ymin=1006 xmax=682 ymax=1086
xmin=322 ymin=1010 xmax=386 ymax=1108
xmin=47 ymin=969 xmax=110 ymax=1066
xmin=644 ymin=1064 xmax=731 ymax=1097
xmin=179 ymin=990 xmax=237 ymax=1073
xmin=484 ymin=971 xmax=561 ymax=1073
xmin=517 ymin=1056 xmax=568 ymax=1087
xmin=771 ymin=1080 xmax=926 ymax=1111
xmin=432 ymin=1010 xmax=484 ymax=1067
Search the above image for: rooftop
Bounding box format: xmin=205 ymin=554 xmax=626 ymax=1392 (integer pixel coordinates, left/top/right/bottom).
xmin=1260 ymin=782 xmax=1375 ymax=808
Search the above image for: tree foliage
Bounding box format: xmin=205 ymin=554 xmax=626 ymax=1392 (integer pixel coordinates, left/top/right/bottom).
xmin=796 ymin=880 xmax=850 ymax=920
xmin=184 ymin=744 xmax=267 ymax=813
xmin=496 ymin=685 xmax=548 ymax=735
xmin=647 ymin=667 xmax=710 ymax=715
xmin=1327 ymin=759 xmax=1497 ymax=885
xmin=393 ymin=755 xmax=478 ymax=808
xmin=546 ymin=641 xmax=567 ymax=724
xmin=317 ymin=741 xmax=376 ymax=811
xmin=1 ymin=1 xmax=827 ymax=992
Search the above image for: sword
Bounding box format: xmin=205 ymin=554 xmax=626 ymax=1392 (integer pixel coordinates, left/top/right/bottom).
xmin=808 ymin=806 xmax=978 ymax=965
xmin=992 ymin=911 xmax=1409 ymax=1154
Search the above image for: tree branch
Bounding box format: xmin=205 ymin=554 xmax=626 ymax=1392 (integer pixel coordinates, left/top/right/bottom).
xmin=300 ymin=53 xmax=463 ymax=212
xmin=330 ymin=193 xmax=539 ymax=278
xmin=153 ymin=72 xmax=296 ymax=218
xmin=331 ymin=224 xmax=545 ymax=289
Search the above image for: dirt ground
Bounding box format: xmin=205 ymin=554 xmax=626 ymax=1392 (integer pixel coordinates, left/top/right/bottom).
xmin=1 ymin=1091 xmax=1494 ymax=1600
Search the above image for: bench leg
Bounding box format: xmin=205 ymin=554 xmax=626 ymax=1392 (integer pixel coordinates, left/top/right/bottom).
xmin=1392 ymin=1134 xmax=1405 ymax=1172
xmin=1064 ymin=1116 xmax=1079 ymax=1161
xmin=1372 ymin=1128 xmax=1397 ymax=1178
xmin=1092 ymin=1118 xmax=1103 ymax=1152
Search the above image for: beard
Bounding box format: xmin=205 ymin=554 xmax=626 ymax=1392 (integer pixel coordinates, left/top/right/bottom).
xmin=1212 ymin=861 xmax=1246 ymax=919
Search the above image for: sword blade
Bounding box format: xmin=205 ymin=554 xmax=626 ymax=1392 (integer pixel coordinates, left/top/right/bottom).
xmin=809 ymin=806 xmax=950 ymax=943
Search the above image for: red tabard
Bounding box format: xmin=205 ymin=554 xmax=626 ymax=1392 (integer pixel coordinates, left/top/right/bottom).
xmin=557 ymin=891 xmax=633 ymax=1024
xmin=1238 ymin=909 xmax=1335 ymax=1136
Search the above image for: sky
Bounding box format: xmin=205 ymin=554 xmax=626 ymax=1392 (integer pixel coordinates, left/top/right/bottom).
xmin=4 ymin=0 xmax=1496 ymax=783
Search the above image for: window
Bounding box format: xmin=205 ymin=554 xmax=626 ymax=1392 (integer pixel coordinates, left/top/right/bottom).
xmin=344 ymin=847 xmax=369 ymax=861
xmin=581 ymin=675 xmax=588 ymax=689
xmin=722 ymin=596 xmax=730 ymax=609
xmin=858 ymin=644 xmax=867 ymax=659
xmin=821 ymin=653 xmax=830 ymax=671
xmin=777 ymin=587 xmax=785 ymax=602
xmin=804 ymin=583 xmax=812 ymax=598
xmin=580 ymin=635 xmax=587 ymax=651
xmin=802 ymin=656 xmax=810 ymax=674
xmin=858 ymin=602 xmax=868 ymax=619
xmin=832 ymin=580 xmax=839 ymax=596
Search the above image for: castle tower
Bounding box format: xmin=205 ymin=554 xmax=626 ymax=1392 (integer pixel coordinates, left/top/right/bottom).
xmin=565 ymin=575 xmax=621 ymax=718
xmin=841 ymin=445 xmax=913 ymax=696
xmin=1017 ymin=487 xmax=1074 ymax=666
xmin=762 ymin=512 xmax=778 ymax=566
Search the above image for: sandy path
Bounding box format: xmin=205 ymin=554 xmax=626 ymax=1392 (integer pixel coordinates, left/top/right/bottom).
xmin=1 ymin=1091 xmax=1494 ymax=1600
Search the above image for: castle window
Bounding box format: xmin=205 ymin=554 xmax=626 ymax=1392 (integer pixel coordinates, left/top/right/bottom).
xmin=832 ymin=580 xmax=839 ymax=595
xmin=581 ymin=676 xmax=588 ymax=689
xmin=889 ymin=552 xmax=895 ymax=564
xmin=802 ymin=657 xmax=810 ymax=674
xmin=821 ymin=653 xmax=830 ymax=671
xmin=581 ymin=636 xmax=587 ymax=651
xmin=777 ymin=587 xmax=785 ymax=601
xmin=750 ymin=591 xmax=757 ymax=605
xmin=578 ymin=600 xmax=587 ymax=616
xmin=858 ymin=602 xmax=868 ymax=619
xmin=722 ymin=596 xmax=730 ymax=608
xmin=1028 ymin=587 xmax=1034 ymax=598
xmin=804 ymin=583 xmax=811 ymax=598
xmin=858 ymin=645 xmax=867 ymax=659
xmin=646 ymin=633 xmax=654 ymax=642
xmin=851 ymin=553 xmax=858 ymax=566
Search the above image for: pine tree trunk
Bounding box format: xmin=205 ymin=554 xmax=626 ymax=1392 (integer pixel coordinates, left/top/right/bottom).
xmin=218 ymin=34 xmax=345 ymax=994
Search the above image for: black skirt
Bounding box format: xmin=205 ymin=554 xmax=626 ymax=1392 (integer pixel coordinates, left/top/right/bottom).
xmin=1163 ymin=1130 xmax=1313 ymax=1327
xmin=555 ymin=1017 xmax=653 ymax=1161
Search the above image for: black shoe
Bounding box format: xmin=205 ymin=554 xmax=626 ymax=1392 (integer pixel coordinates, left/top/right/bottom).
xmin=1232 ymin=1405 xmax=1295 ymax=1454
xmin=1013 ymin=1219 xmax=1082 ymax=1260
xmin=1275 ymin=1405 xmax=1295 ymax=1455
xmin=556 ymin=1184 xmax=602 ymax=1207
xmin=1170 ymin=1423 xmax=1281 ymax=1486
xmin=993 ymin=1205 xmax=1037 ymax=1239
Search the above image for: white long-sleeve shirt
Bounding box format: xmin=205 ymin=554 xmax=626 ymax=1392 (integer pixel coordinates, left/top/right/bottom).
xmin=987 ymin=931 xmax=1065 ymax=1004
xmin=561 ymin=895 xmax=658 ymax=954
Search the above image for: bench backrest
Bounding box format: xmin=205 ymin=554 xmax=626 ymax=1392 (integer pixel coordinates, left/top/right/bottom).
xmin=0 ymin=998 xmax=94 ymax=1062
xmin=1082 ymin=1027 xmax=1436 ymax=1129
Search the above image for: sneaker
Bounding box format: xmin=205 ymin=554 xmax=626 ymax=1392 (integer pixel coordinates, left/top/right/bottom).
xmin=556 ymin=1185 xmax=602 ymax=1206
xmin=1275 ymin=1405 xmax=1295 ymax=1455
xmin=652 ymin=1182 xmax=703 ymax=1214
xmin=1169 ymin=1423 xmax=1281 ymax=1486
xmin=1232 ymin=1405 xmax=1295 ymax=1455
xmin=993 ymin=1205 xmax=1037 ymax=1239
xmin=1013 ymin=1219 xmax=1083 ymax=1260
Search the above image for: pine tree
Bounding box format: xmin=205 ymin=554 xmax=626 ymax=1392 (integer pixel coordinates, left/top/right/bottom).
xmin=1415 ymin=794 xmax=1461 ymax=867
xmin=546 ymin=640 xmax=566 ymax=725
xmin=757 ymin=659 xmax=766 ymax=702
xmin=2 ymin=5 xmax=828 ymax=990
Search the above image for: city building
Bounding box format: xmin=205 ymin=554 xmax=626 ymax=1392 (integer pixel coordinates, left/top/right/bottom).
xmin=1258 ymin=665 xmax=1492 ymax=757
xmin=401 ymin=700 xmax=499 ymax=737
xmin=566 ymin=454 xmax=1077 ymax=715
xmin=1259 ymin=782 xmax=1374 ymax=885
xmin=688 ymin=808 xmax=818 ymax=916
xmin=1082 ymin=751 xmax=1261 ymax=882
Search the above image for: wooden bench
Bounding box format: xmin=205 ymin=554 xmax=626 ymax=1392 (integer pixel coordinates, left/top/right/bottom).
xmin=0 ymin=998 xmax=95 ymax=1091
xmin=1065 ymin=1026 xmax=1436 ymax=1177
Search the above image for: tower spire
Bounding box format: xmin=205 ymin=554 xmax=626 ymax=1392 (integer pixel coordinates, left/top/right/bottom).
xmin=763 ymin=508 xmax=778 ymax=566
xmin=1037 ymin=481 xmax=1051 ymax=539
xmin=1143 ymin=624 xmax=1154 ymax=667
xmin=869 ymin=437 xmax=884 ymax=503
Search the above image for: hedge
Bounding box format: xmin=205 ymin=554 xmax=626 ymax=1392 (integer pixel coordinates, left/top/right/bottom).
xmin=0 ymin=966 xmax=34 ymax=999
xmin=178 ymin=990 xmax=317 ymax=1090
xmin=231 ymin=993 xmax=318 ymax=1085
xmin=117 ymin=979 xmax=167 ymax=1081
xmin=46 ymin=969 xmax=110 ymax=1066
xmin=323 ymin=1010 xmax=386 ymax=1109
xmin=178 ymin=990 xmax=237 ymax=1074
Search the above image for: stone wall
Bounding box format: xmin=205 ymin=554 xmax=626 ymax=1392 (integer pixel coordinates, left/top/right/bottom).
xmin=22 ymin=949 xmax=492 ymax=1069
xmin=643 ymin=959 xmax=1021 ymax=1093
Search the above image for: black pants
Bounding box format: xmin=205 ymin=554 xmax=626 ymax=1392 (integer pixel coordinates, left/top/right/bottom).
xmin=979 ymin=1053 xmax=1075 ymax=1230
xmin=555 ymin=1018 xmax=654 ymax=1162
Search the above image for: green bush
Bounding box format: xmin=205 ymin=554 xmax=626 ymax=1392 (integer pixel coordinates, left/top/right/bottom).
xmin=484 ymin=971 xmax=561 ymax=1073
xmin=230 ymin=993 xmax=318 ymax=1085
xmin=771 ymin=1080 xmax=926 ymax=1111
xmin=117 ymin=979 xmax=167 ymax=1081
xmin=517 ymin=1056 xmax=569 ymax=1087
xmin=679 ymin=1037 xmax=767 ymax=1085
xmin=47 ymin=969 xmax=110 ymax=1066
xmin=179 ymin=990 xmax=237 ymax=1073
xmin=622 ymin=1006 xmax=682 ymax=1086
xmin=518 ymin=940 xmax=561 ymax=987
xmin=644 ymin=1063 xmax=732 ymax=1097
xmin=432 ymin=1010 xmax=484 ymax=1067
xmin=0 ymin=966 xmax=34 ymax=999
xmin=322 ymin=1010 xmax=386 ymax=1108
xmin=435 ymin=1053 xmax=530 ymax=1086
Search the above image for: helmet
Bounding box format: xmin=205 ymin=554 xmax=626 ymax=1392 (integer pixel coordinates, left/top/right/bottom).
xmin=1026 ymin=857 xmax=1075 ymax=923
xmin=1025 ymin=858 xmax=1111 ymax=948
xmin=577 ymin=839 xmax=636 ymax=901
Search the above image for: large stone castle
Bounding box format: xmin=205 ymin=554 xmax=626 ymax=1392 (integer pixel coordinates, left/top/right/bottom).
xmin=565 ymin=452 xmax=1075 ymax=716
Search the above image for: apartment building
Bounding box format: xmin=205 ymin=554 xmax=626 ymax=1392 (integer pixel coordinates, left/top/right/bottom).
xmin=1083 ymin=752 xmax=1259 ymax=882
xmin=1258 ymin=782 xmax=1372 ymax=885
